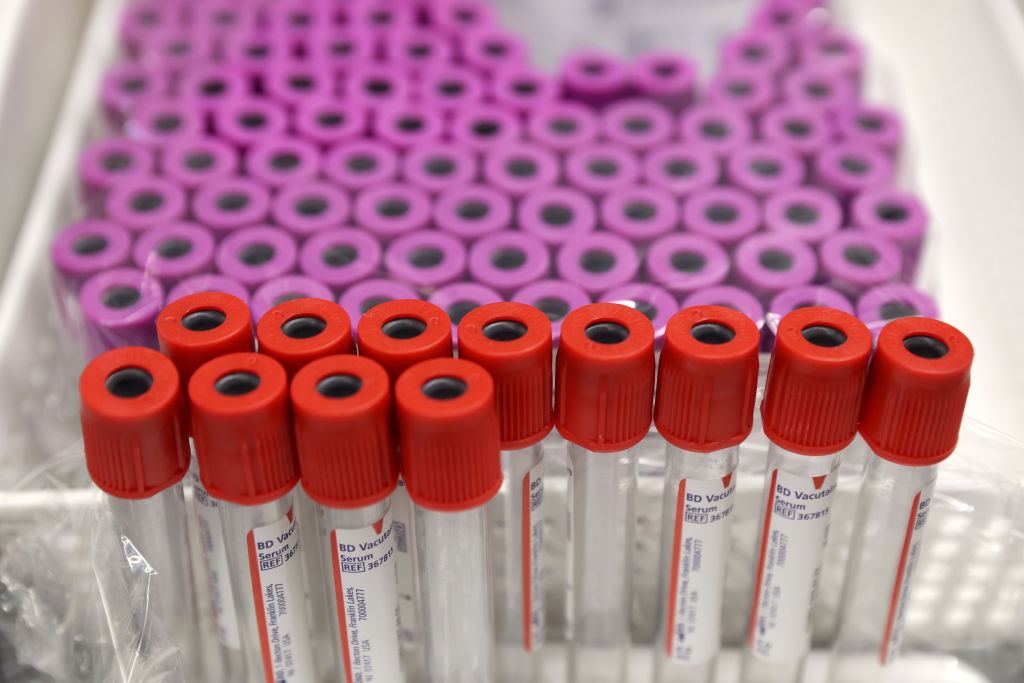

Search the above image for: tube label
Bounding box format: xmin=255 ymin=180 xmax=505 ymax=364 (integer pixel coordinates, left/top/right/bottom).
xmin=522 ymin=463 xmax=545 ymax=650
xmin=246 ymin=510 xmax=315 ymax=683
xmin=881 ymin=485 xmax=934 ymax=664
xmin=191 ymin=468 xmax=241 ymax=649
xmin=748 ymin=468 xmax=837 ymax=663
xmin=331 ymin=510 xmax=402 ymax=683
xmin=666 ymin=474 xmax=736 ymax=664
xmin=564 ymin=457 xmax=574 ymax=641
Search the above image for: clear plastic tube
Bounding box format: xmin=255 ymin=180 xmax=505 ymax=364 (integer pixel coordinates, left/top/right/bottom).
xmin=741 ymin=443 xmax=843 ymax=683
xmin=828 ymin=456 xmax=938 ymax=682
xmin=492 ymin=443 xmax=545 ymax=682
xmin=653 ymin=445 xmax=739 ymax=683
xmin=566 ymin=441 xmax=639 ymax=683
xmin=415 ymin=503 xmax=496 ymax=683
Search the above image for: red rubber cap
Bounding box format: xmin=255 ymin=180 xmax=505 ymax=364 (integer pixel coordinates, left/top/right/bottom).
xmin=555 ymin=303 xmax=656 ymax=452
xmin=80 ymin=347 xmax=190 ymax=499
xmin=761 ymin=307 xmax=873 ymax=455
xmin=395 ymin=358 xmax=501 ymax=511
xmin=356 ymin=299 xmax=453 ymax=383
xmin=860 ymin=317 xmax=973 ymax=466
xmin=157 ymin=292 xmax=254 ymax=390
xmin=291 ymin=355 xmax=399 ymax=509
xmin=457 ymin=302 xmax=553 ymax=450
xmin=256 ymin=298 xmax=355 ymax=378
xmin=655 ymin=306 xmax=760 ymax=452
xmin=188 ymin=352 xmax=298 ymax=506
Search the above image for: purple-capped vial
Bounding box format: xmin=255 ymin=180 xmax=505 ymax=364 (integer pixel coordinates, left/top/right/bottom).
xmin=178 ymin=65 xmax=250 ymax=117
xmin=631 ymin=51 xmax=697 ymax=113
xmin=599 ymin=283 xmax=677 ymax=348
xmin=642 ymin=143 xmax=719 ymax=198
xmin=338 ymin=278 xmax=420 ymax=324
xmin=51 ymin=220 xmax=132 ymax=292
xmin=467 ymin=231 xmax=550 ymax=296
xmin=263 ymin=2 xmax=336 ymax=43
xmin=449 ymin=104 xmax=522 ymax=154
xmin=78 ymin=268 xmax=164 ymax=357
xmin=599 ymin=185 xmax=678 ymax=244
xmin=725 ymin=142 xmax=805 ymax=197
xmin=489 ymin=66 xmax=559 ymax=119
xmin=758 ymin=102 xmax=833 ymax=158
xmin=526 ymin=101 xmax=600 ymax=154
xmin=271 ymin=181 xmax=351 ymax=240
xmin=374 ymin=104 xmax=445 ymax=150
xmin=384 ymin=231 xmax=467 ymax=291
xmin=104 ymin=176 xmax=187 ymax=233
xmin=556 ymin=232 xmax=639 ymax=296
xmin=244 ymin=136 xmax=320 ymax=189
xmin=191 ymin=2 xmax=258 ymax=37
xmin=560 ymin=49 xmax=631 ymax=108
xmin=125 ymin=99 xmax=203 ymax=148
xmin=263 ymin=61 xmax=336 ymax=111
xmin=733 ymin=232 xmax=817 ymax=303
xmin=299 ymin=228 xmax=382 ymax=291
xmin=100 ymin=62 xmax=168 ymax=126
xmin=428 ymin=282 xmax=503 ymax=337
xmin=416 ymin=65 xmax=486 ymax=117
xmin=167 ymin=273 xmax=250 ymax=308
xmin=138 ymin=27 xmax=216 ymax=76
xmin=797 ymin=27 xmax=864 ymax=86
xmin=706 ymin=67 xmax=778 ymax=120
xmin=159 ymin=136 xmax=239 ymax=190
xmin=600 ymin=99 xmax=674 ymax=153
xmin=79 ymin=137 xmax=155 ymax=201
xmin=461 ymin=28 xmax=528 ymax=77
xmin=191 ymin=177 xmax=271 ymax=235
xmin=133 ymin=222 xmax=216 ymax=288
xmin=322 ymin=140 xmax=399 ymax=192
xmin=856 ymin=283 xmax=939 ymax=338
xmin=344 ymin=65 xmax=412 ymax=111
xmin=293 ymin=98 xmax=368 ymax=149
xmin=750 ymin=0 xmax=818 ymax=40
xmin=482 ymin=143 xmax=560 ymax=198
xmin=769 ymin=285 xmax=853 ymax=318
xmin=402 ymin=142 xmax=478 ymax=195
xmin=834 ymin=104 xmax=903 ymax=157
xmin=681 ymin=186 xmax=761 ymax=246
xmin=850 ymin=187 xmax=927 ymax=281
xmin=783 ymin=65 xmax=857 ymax=115
xmin=644 ymin=232 xmax=730 ymax=298
xmin=720 ymin=29 xmax=791 ymax=77
xmin=682 ymin=285 xmax=765 ymax=332
xmin=762 ymin=185 xmax=842 ymax=246
xmin=215 ymin=225 xmax=298 ymax=288
xmin=223 ymin=31 xmax=299 ymax=81
xmin=679 ymin=104 xmax=753 ymax=157
xmin=251 ymin=276 xmax=335 ymax=321
xmin=813 ymin=142 xmax=895 ymax=204
xmin=384 ymin=29 xmax=453 ymax=77
xmin=819 ymin=230 xmax=904 ymax=298
xmin=302 ymin=30 xmax=375 ymax=78
xmin=517 ymin=186 xmax=596 ymax=246
xmin=212 ymin=98 xmax=289 ymax=149
xmin=564 ymin=143 xmax=641 ymax=197
xmin=119 ymin=1 xmax=185 ymax=56
xmin=429 ymin=0 xmax=498 ymax=41
xmin=353 ymin=183 xmax=431 ymax=240
xmin=510 ymin=279 xmax=590 ymax=344
xmin=434 ymin=184 xmax=512 ymax=241
xmin=347 ymin=0 xmax=416 ymax=41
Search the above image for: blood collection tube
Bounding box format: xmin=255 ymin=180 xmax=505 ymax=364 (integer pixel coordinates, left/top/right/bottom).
xmin=682 ymin=286 xmax=765 ymax=334
xmin=100 ymin=62 xmax=168 ymax=126
xmin=356 ymin=299 xmax=453 ymax=383
xmin=78 ymin=268 xmax=164 ymax=357
xmin=189 ymin=353 xmax=317 ymax=683
xmin=51 ymin=219 xmax=132 ymax=293
xmin=734 ymin=233 xmax=818 ymax=304
xmin=160 ymin=136 xmax=239 ymax=191
xmin=256 ymin=297 xmax=355 ymax=378
xmin=741 ymin=307 xmax=872 ymax=683
xmin=834 ymin=104 xmax=903 ymax=158
xmin=263 ymin=62 xmax=335 ymax=112
xmin=556 ymin=232 xmax=640 ymax=297
xmin=758 ymin=102 xmax=834 ymax=159
xmin=681 ymin=186 xmax=761 ymax=247
xmin=798 ymin=28 xmax=865 ymax=87
xmin=434 ymin=184 xmax=512 ymax=241
xmin=402 ymin=142 xmax=479 ymax=195
xmin=719 ymin=29 xmax=791 ymax=77
xmin=119 ymin=0 xmax=184 ymax=56
xmin=428 ymin=282 xmax=503 ymax=338
xmin=490 ymin=66 xmax=559 ymax=119
xmin=560 ymin=49 xmax=631 ymax=108
xmin=457 ymin=303 xmax=553 ymax=682
xmin=751 ymin=0 xmax=816 ymax=37
xmin=850 ymin=188 xmax=927 ymax=281
xmin=600 ymin=185 xmax=679 ymax=245
xmin=468 ymin=231 xmax=550 ymax=297
xmin=416 ymin=65 xmax=487 ymax=117
xmin=769 ymin=285 xmax=854 ymax=319
xmin=353 ymin=182 xmax=431 ymax=241
xmin=510 ymin=279 xmax=591 ymax=345
xmin=783 ymin=66 xmax=857 ymax=116
xmin=855 ymin=283 xmax=939 ymax=339
xmin=482 ymin=144 xmax=560 ymax=199
xmin=631 ymin=51 xmax=697 ymax=113
xmin=526 ymin=101 xmax=600 ymax=154
xmin=462 ymin=27 xmax=529 ymax=76
xmin=133 ymin=222 xmax=216 ymax=289
xmin=245 ymin=136 xmax=320 ymax=189
xmin=556 ymin=303 xmax=655 ymax=683
xmin=645 ymin=233 xmax=731 ymax=299
xmin=642 ymin=144 xmax=720 ymax=199
xmin=214 ymin=225 xmax=298 ymax=289
xmin=298 ymin=228 xmax=383 ymax=292
xmin=820 ymin=230 xmax=903 ymax=299
xmin=168 ymin=274 xmax=251 ymax=311
xmin=705 ymin=68 xmax=777 ymax=120
xmin=125 ymin=98 xmax=204 ymax=148
xmin=384 ymin=231 xmax=467 ymax=292
xmin=349 ymin=0 xmax=416 ymax=40
xmin=725 ymin=143 xmax=806 ymax=198
xmin=191 ymin=177 xmax=271 ymax=236
xmin=762 ymin=186 xmax=842 ymax=246
xmin=212 ymin=98 xmax=290 ymax=151
xmin=104 ymin=176 xmax=186 ymax=233
xmin=293 ymin=98 xmax=368 ymax=150
xmin=291 ymin=355 xmax=404 ymax=683
xmin=302 ymin=29 xmax=375 ymax=78
xmin=599 ymin=283 xmax=678 ymax=349
xmin=251 ymin=276 xmax=334 ymax=322
xmin=323 ymin=140 xmax=400 ymax=192
xmin=450 ymin=104 xmax=523 ymax=155
xmin=78 ymin=136 xmax=155 ymax=200
xmin=564 ymin=144 xmax=641 ymax=198
xmin=517 ymin=186 xmax=596 ymax=246
xmin=338 ymin=279 xmax=419 ymax=328
xmin=652 ymin=305 xmax=760 ymax=683
xmin=178 ymin=65 xmax=249 ymax=117
xmin=812 ymin=142 xmax=895 ymax=205
xmin=830 ymin=318 xmax=972 ymax=679
xmin=374 ymin=103 xmax=445 ymax=151
xmin=344 ymin=65 xmax=412 ymax=111
xmin=429 ymin=0 xmax=498 ymax=40
xmin=384 ymin=28 xmax=453 ymax=76
xmin=271 ymin=181 xmax=352 ymax=240
xmin=223 ymin=31 xmax=299 ymax=83
xmin=679 ymin=104 xmax=753 ymax=157
xmin=601 ymin=99 xmax=675 ymax=153
xmin=193 ymin=2 xmax=258 ymax=37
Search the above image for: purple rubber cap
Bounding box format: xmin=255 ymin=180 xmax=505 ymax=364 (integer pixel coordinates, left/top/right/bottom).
xmin=251 ymin=276 xmax=335 ymax=322
xmin=322 ymin=140 xmax=399 ymax=192
xmin=706 ymin=67 xmax=777 ymax=119
xmin=215 ymin=225 xmax=298 ymax=288
xmin=725 ymin=142 xmax=805 ymax=197
xmin=679 ymin=104 xmax=753 ymax=157
xmin=384 ymin=29 xmax=453 ymax=77
xmin=509 ymin=278 xmax=591 ymax=344
xmin=642 ymin=143 xmax=720 ymax=197
xmin=518 ymin=186 xmax=596 ymax=246
xmin=564 ymin=143 xmax=641 ymax=197
xmin=245 ymin=136 xmax=320 ymax=189
xmin=384 ymin=230 xmax=467 ymax=290
xmin=489 ymin=66 xmax=559 ymax=118
xmin=293 ymin=98 xmax=368 ymax=149
xmin=347 ymin=1 xmax=416 ymax=41
xmin=762 ymin=186 xmax=842 ymax=245
xmin=631 ymin=51 xmax=697 ymax=113
xmin=482 ymin=143 xmax=560 ymax=198
xmin=78 ymin=268 xmax=164 ymax=357
xmin=124 ymin=98 xmax=203 ymax=148
xmin=138 ymin=27 xmax=216 ymax=75
xmin=104 ymin=176 xmax=187 ymax=233
xmin=212 ymin=97 xmax=289 ymax=149
xmin=682 ymin=285 xmax=765 ymax=332
xmin=720 ymin=28 xmax=792 ymax=77
xmin=820 ymin=230 xmax=904 ymax=297
xmin=353 ymin=183 xmax=431 ymax=240
xmin=223 ymin=31 xmax=300 ymax=80
xmin=79 ymin=137 xmax=155 ymax=200
xmin=338 ymin=278 xmax=420 ymax=326
xmin=449 ymin=104 xmax=522 ymax=154
xmin=167 ymin=273 xmax=250 ymax=308
xmin=601 ymin=98 xmax=674 ymax=153
xmin=834 ymin=104 xmax=903 ymax=157
xmin=681 ymin=186 xmax=761 ymax=245
xmin=467 ymin=231 xmax=550 ymax=295
xmin=178 ymin=64 xmax=250 ymax=117
xmin=298 ymin=227 xmax=382 ymax=290
xmin=856 ymin=283 xmax=939 ymax=338
xmin=159 ymin=136 xmax=238 ymax=190
xmin=100 ymin=62 xmax=168 ymax=126
xmin=600 ymin=185 xmax=678 ymax=244
xmin=132 ymin=222 xmax=216 ymax=287
xmin=192 ymin=2 xmax=258 ymax=37
xmin=560 ymin=49 xmax=630 ymax=108
xmin=119 ymin=1 xmax=186 ymax=56
xmin=191 ymin=177 xmax=271 ymax=234
xmin=415 ymin=65 xmax=486 ymax=116
xmin=434 ymin=184 xmax=512 ymax=240
xmin=850 ymin=187 xmax=927 ymax=280
xmin=733 ymin=232 xmax=818 ymax=303
xmin=428 ymin=281 xmax=502 ymax=336
xmin=769 ymin=285 xmax=854 ymax=318
xmin=813 ymin=142 xmax=895 ymax=203
xmin=461 ymin=27 xmax=529 ymax=77
xmin=51 ymin=219 xmax=132 ymax=291
xmin=751 ymin=0 xmax=817 ymax=40
xmin=429 ymin=0 xmax=498 ymax=41
xmin=344 ymin=65 xmax=412 ymax=111
xmin=644 ymin=233 xmax=731 ymax=297
xmin=797 ymin=27 xmax=865 ymax=87
xmin=263 ymin=61 xmax=336 ymax=111
xmin=600 ymin=282 xmax=678 ymax=348
xmin=374 ymin=103 xmax=445 ymax=150
xmin=402 ymin=142 xmax=478 ymax=195
xmin=526 ymin=101 xmax=600 ymax=153
xmin=302 ymin=30 xmax=376 ymax=77
xmin=271 ymin=181 xmax=351 ymax=239
xmin=556 ymin=232 xmax=639 ymax=296
xmin=758 ymin=101 xmax=834 ymax=158
xmin=783 ymin=65 xmax=857 ymax=115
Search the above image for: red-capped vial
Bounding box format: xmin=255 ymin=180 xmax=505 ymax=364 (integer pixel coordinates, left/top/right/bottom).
xmin=356 ymin=299 xmax=453 ymax=383
xmin=256 ymin=297 xmax=355 ymax=378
